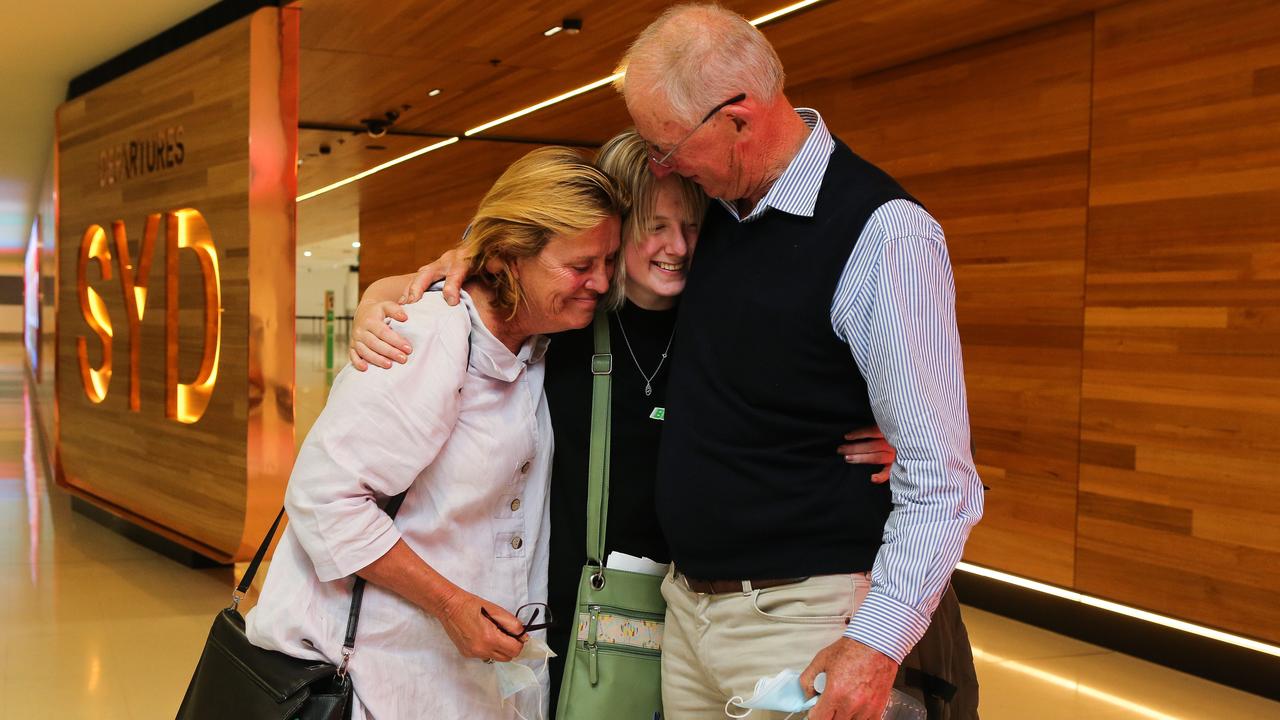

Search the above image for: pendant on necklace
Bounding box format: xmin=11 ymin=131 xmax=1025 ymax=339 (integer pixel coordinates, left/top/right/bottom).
xmin=644 ymin=383 xmax=653 ymax=396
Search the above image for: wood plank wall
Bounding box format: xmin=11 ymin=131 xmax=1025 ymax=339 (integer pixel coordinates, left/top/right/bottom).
xmin=57 ymin=17 xmax=254 ymax=558
xmin=357 ymin=140 xmax=534 ymax=287
xmin=355 ymin=0 xmax=1280 ymax=643
xmin=55 ymin=9 xmax=297 ymax=562
xmin=1077 ymin=0 xmax=1280 ymax=642
xmin=792 ymin=18 xmax=1095 ymax=588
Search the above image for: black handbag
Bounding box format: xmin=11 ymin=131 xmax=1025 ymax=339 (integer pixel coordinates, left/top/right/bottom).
xmin=177 ymin=493 xmax=406 ymax=720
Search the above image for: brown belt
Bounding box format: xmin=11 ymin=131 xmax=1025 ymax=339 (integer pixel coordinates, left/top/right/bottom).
xmin=680 ymin=574 xmax=809 ymax=594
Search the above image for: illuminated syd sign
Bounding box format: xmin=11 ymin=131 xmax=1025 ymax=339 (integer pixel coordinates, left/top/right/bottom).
xmin=77 ymin=208 xmax=222 ymax=424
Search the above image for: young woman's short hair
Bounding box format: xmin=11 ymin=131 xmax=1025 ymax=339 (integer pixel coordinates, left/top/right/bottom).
xmin=595 ymin=129 xmax=708 ymax=290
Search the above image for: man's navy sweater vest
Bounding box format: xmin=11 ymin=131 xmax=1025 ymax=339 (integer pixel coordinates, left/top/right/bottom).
xmin=655 ymin=138 xmax=919 ymax=579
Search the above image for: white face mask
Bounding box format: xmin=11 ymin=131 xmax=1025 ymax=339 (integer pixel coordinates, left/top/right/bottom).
xmin=725 ymin=670 xmax=825 ymax=719
xmin=494 ymin=635 xmax=557 ymax=720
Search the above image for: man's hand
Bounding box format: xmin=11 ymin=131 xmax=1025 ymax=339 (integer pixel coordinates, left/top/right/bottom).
xmin=800 ymin=637 xmax=898 ymax=720
xmin=402 ymin=248 xmax=470 ymax=306
xmin=838 ymin=426 xmax=896 ymax=483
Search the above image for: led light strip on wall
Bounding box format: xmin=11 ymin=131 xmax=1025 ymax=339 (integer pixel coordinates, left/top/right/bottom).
xmin=956 ymin=562 xmax=1280 ymax=658
xmin=969 ymin=646 xmax=1182 ymax=720
xmin=296 ymin=0 xmax=828 ymax=203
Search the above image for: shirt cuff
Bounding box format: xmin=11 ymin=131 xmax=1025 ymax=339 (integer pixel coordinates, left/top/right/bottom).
xmin=843 ymin=589 xmax=931 ymax=664
xmin=311 ymin=514 xmax=403 ymax=583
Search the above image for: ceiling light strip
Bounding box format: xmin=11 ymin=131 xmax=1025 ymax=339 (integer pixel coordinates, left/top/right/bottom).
xmin=956 ymin=561 xmax=1280 ymax=658
xmin=748 ymin=0 xmax=824 ymax=26
xmin=297 ymin=137 xmax=459 ymax=202
xmin=463 ymin=74 xmax=623 ymax=137
xmin=296 ymin=0 xmax=829 ymax=202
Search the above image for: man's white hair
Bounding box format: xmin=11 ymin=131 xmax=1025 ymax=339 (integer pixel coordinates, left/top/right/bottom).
xmin=615 ymin=4 xmax=785 ymax=126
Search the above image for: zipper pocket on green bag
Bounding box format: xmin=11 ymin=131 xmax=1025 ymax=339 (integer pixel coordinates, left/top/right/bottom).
xmin=585 ymin=642 xmax=660 ymax=658
xmin=589 ymin=603 xmax=665 ymax=621
xmin=582 ymin=604 xmax=662 ymax=686
xmin=577 ymin=605 xmax=665 ymax=646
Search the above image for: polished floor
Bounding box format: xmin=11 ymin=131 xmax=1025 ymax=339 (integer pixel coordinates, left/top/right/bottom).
xmin=3 ymin=337 xmax=1277 ymax=719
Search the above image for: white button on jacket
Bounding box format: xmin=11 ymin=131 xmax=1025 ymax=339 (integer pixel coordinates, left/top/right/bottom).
xmin=247 ymin=291 xmax=553 ymax=720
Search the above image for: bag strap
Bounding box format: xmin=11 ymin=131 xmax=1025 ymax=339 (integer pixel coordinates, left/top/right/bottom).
xmin=340 ymin=491 xmax=407 ymax=673
xmin=586 ymin=310 xmax=613 ymax=568
xmin=230 ymin=507 xmax=286 ymax=610
xmin=230 ymin=491 xmax=409 ymax=676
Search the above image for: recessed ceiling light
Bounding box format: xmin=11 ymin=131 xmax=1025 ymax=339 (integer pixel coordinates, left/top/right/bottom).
xmin=352 ymin=241 xmax=361 ymax=248
xmin=303 ymin=250 xmax=312 ymax=257
xmin=543 ymin=25 xmax=562 ymax=37
xmin=428 ymin=88 xmax=442 ymax=97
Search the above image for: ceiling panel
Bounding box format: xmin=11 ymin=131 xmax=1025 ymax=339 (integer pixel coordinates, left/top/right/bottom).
xmin=297 ymin=0 xmax=777 ymax=134
xmin=293 ymin=0 xmax=1124 ymax=212
xmin=297 ymin=128 xmax=447 ymax=193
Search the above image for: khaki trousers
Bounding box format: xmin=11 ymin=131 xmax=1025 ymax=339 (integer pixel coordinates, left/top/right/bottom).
xmin=660 ymin=567 xmax=871 ymax=720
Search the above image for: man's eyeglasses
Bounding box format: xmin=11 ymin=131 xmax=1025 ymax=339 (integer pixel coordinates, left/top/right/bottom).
xmin=481 ymin=602 xmax=555 ymax=638
xmin=649 ymin=92 xmax=747 ymax=168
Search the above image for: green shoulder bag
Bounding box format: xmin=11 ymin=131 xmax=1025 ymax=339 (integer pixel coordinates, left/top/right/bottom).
xmin=554 ymin=311 xmax=667 ymax=719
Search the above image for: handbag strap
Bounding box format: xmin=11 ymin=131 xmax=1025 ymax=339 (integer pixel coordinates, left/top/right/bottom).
xmin=230 ymin=507 xmax=286 ymax=610
xmin=586 ymin=310 xmax=613 ymax=568
xmin=341 ymin=491 xmax=407 ymax=672
xmin=229 ymin=491 xmax=408 ymax=676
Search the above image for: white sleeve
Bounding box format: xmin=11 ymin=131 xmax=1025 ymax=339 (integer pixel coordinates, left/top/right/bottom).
xmin=283 ymin=299 xmax=471 ymax=582
xmin=833 ymin=202 xmax=984 ymax=661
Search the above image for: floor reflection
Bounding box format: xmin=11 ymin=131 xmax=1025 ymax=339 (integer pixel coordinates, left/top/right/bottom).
xmin=2 ymin=337 xmax=1276 ymax=718
xmin=23 ymin=379 xmax=39 ymax=584
xmin=295 ymin=328 xmax=346 ymax=448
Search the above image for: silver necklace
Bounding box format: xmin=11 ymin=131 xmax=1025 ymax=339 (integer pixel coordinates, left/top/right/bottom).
xmin=615 ymin=313 xmax=675 ymax=397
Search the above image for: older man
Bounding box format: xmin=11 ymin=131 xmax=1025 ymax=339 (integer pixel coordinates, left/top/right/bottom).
xmin=619 ymin=6 xmax=983 ymax=720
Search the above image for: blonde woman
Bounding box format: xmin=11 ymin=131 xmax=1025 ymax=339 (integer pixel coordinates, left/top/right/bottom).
xmin=246 ymin=147 xmax=626 ymax=720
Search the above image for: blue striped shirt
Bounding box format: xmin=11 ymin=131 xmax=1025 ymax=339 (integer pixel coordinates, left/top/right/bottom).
xmin=716 ymin=109 xmax=984 ymax=663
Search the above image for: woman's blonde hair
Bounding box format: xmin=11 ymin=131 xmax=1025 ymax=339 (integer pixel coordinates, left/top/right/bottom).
xmin=595 ymin=129 xmax=707 ymax=289
xmin=460 ymin=146 xmax=628 ymax=318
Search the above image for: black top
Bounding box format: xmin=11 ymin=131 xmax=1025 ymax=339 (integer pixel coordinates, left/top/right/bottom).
xmin=655 ymin=139 xmax=919 ymax=579
xmin=544 ymin=300 xmax=676 ymax=711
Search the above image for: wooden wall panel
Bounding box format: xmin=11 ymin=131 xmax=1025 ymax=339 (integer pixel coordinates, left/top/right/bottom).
xmin=55 ymin=9 xmax=297 ymax=562
xmin=1079 ymin=0 xmax=1280 ymax=642
xmin=358 ymin=140 xmax=535 ymax=289
xmin=791 ymin=19 xmax=1094 ymax=586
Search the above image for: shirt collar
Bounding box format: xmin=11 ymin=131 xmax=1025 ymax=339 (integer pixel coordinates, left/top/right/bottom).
xmin=458 ymin=289 xmax=549 ymax=381
xmin=717 ymin=107 xmax=834 ymax=223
